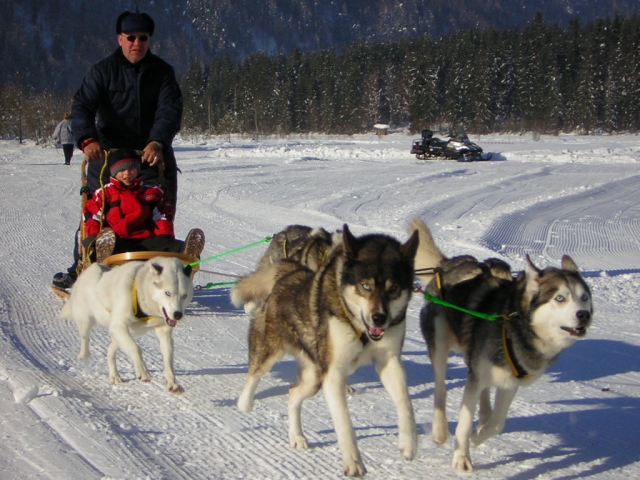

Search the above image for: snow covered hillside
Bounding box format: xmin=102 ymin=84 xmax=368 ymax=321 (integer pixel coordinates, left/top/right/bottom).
xmin=0 ymin=132 xmax=639 ymax=479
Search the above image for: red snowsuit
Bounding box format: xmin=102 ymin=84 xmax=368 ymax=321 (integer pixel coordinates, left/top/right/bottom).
xmin=84 ymin=177 xmax=175 ymax=240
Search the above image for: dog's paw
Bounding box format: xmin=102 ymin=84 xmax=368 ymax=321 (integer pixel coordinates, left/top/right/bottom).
xmin=432 ymin=419 xmax=449 ymax=444
xmin=470 ymin=429 xmax=481 ymax=447
xmin=452 ymin=451 xmax=473 ymax=472
xmin=470 ymin=424 xmax=497 ymax=447
xmin=343 ymin=458 xmax=367 ymax=477
xmin=289 ymin=434 xmax=309 ymax=450
xmin=137 ymin=369 xmax=151 ymax=383
xmin=398 ymin=429 xmax=418 ymax=460
xmin=168 ymin=383 xmax=184 ymax=394
xmin=237 ymin=393 xmax=254 ymax=412
xmin=109 ymin=373 xmax=123 ymax=385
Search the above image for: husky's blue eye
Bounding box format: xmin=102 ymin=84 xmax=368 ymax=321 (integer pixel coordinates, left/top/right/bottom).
xmin=165 ymin=291 xmax=171 ymax=297
xmin=555 ymin=295 xmax=565 ymax=302
xmin=361 ymin=283 xmax=371 ymax=291
xmin=581 ymin=293 xmax=589 ymax=302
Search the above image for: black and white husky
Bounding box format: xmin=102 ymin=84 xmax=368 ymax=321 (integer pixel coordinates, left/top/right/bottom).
xmin=232 ymin=225 xmax=419 ymax=476
xmin=411 ymin=218 xmax=593 ymax=472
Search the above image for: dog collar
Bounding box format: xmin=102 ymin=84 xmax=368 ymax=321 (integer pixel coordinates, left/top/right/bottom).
xmin=339 ymin=299 xmax=369 ymax=346
xmin=132 ymin=279 xmax=154 ymax=322
xmin=502 ymin=320 xmax=529 ymax=379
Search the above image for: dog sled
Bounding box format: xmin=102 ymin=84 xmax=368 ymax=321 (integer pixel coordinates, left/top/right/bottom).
xmin=50 ymin=153 xmax=201 ymax=300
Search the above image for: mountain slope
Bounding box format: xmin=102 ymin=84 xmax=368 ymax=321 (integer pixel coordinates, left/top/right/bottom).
xmin=2 ymin=0 xmax=640 ymax=95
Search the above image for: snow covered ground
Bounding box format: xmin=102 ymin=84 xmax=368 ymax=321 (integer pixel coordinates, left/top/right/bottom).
xmin=0 ymin=131 xmax=639 ymax=479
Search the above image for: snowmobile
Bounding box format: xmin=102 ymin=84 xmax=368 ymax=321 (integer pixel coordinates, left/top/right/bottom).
xmin=410 ymin=128 xmax=492 ymax=162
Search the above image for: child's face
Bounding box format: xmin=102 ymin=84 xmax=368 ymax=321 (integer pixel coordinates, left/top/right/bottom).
xmin=115 ymin=167 xmax=140 ymax=186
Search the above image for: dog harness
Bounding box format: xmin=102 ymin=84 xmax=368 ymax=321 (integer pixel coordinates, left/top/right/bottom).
xmin=98 ymin=279 xmax=155 ymax=322
xmin=501 ymin=319 xmax=530 ymax=379
xmin=280 ymin=237 xmax=329 ymax=266
xmin=421 ymin=269 xmax=529 ymax=379
xmin=131 ymin=279 xmax=155 ymax=322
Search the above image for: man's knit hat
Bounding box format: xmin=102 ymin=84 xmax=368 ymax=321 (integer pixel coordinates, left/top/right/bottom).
xmin=116 ymin=11 xmax=155 ymax=35
xmin=110 ymin=148 xmax=141 ymax=177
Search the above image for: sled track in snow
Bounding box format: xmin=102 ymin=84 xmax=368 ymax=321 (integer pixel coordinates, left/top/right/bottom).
xmin=3 ymin=139 xmax=640 ymax=479
xmin=0 ymin=269 xmax=347 ymax=478
xmin=481 ymin=175 xmax=640 ymax=270
xmin=0 ymin=216 xmax=201 ymax=475
xmin=407 ymin=164 xmax=640 ymax=269
xmin=0 ymin=157 xmax=404 ymax=479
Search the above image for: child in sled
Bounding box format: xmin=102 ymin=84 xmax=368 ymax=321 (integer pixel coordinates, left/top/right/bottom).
xmin=82 ymin=148 xmax=205 ymax=263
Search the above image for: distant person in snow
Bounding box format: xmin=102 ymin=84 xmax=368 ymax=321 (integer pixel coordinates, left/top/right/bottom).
xmin=52 ymin=10 xmax=184 ymax=291
xmin=52 ymin=113 xmax=74 ymax=165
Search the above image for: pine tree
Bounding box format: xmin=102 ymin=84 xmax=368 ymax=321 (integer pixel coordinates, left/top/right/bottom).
xmin=181 ymin=62 xmax=208 ymax=133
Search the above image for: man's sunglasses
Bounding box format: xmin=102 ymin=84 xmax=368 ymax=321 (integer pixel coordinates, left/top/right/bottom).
xmin=121 ymin=34 xmax=149 ymax=43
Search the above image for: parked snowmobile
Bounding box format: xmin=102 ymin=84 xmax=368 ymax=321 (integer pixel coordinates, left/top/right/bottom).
xmin=410 ymin=128 xmax=492 ymax=162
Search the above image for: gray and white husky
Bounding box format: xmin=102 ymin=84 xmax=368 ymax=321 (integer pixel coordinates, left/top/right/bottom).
xmin=59 ymin=256 xmax=194 ymax=393
xmin=233 ymin=224 xmax=419 ymax=476
xmin=233 ymin=224 xmax=339 ymax=315
xmin=410 ymin=218 xmax=593 ymax=472
xmin=257 ymin=224 xmax=337 ymax=272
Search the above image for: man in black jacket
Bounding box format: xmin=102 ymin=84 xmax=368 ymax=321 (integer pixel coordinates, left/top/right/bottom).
xmin=53 ymin=10 xmax=184 ymax=290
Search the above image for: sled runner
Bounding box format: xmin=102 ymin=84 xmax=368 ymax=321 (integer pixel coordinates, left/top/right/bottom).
xmin=50 ymin=157 xmax=91 ymax=300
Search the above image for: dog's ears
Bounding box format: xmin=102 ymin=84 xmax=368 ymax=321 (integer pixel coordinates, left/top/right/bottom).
xmin=561 ymin=255 xmax=579 ymax=272
xmin=524 ymin=254 xmax=541 ymax=298
xmin=524 ymin=254 xmax=540 ymax=274
xmin=150 ymin=262 xmax=164 ymax=275
xmin=342 ymin=224 xmax=358 ymax=257
xmin=401 ymin=229 xmax=420 ymax=260
xmin=183 ymin=264 xmax=193 ymax=278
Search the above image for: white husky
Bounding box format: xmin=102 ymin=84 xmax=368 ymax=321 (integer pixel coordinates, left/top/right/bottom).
xmin=59 ymin=256 xmax=194 ymax=393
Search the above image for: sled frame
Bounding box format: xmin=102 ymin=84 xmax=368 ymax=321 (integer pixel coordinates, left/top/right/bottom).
xmin=51 ymin=153 xmax=179 ymax=301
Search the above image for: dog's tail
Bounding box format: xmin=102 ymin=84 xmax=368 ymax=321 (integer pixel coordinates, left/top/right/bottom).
xmin=231 ymin=260 xmax=300 ymax=309
xmin=231 ymin=273 xmax=270 ymax=309
xmin=409 ymin=218 xmax=448 ymax=285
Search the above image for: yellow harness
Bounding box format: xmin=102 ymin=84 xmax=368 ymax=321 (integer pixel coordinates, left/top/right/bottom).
xmin=339 ymin=297 xmax=368 ymax=346
xmin=430 ymin=270 xmax=529 ymax=379
xmin=501 ymin=318 xmax=530 ymax=379
xmin=131 ymin=279 xmax=155 ymax=322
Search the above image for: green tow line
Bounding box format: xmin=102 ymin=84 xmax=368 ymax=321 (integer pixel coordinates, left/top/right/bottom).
xmin=423 ymin=291 xmax=500 ymax=322
xmin=188 ymin=236 xmax=272 ymax=290
xmin=197 ymin=281 xmax=239 ymax=290
xmin=188 ymin=236 xmax=272 ymax=267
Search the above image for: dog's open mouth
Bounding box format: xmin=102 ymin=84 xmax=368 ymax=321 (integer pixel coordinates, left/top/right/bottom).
xmin=561 ymin=326 xmax=587 ymax=337
xmin=364 ymin=322 xmax=385 ymax=341
xmin=163 ymin=308 xmax=178 ymax=328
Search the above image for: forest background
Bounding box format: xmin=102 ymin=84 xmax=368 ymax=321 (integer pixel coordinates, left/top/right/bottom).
xmin=3 ymin=0 xmax=640 ymax=140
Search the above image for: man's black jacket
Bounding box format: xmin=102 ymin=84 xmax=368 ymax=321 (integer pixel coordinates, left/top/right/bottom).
xmin=71 ymin=47 xmax=183 ymax=152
